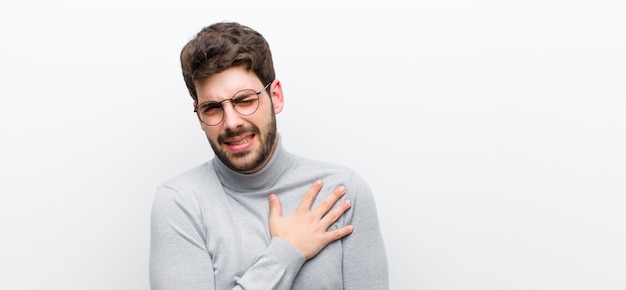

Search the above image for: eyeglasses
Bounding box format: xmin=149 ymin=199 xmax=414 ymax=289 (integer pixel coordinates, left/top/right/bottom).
xmin=194 ymin=82 xmax=272 ymax=126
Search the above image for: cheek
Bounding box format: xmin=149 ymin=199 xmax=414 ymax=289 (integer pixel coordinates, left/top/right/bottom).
xmin=254 ymin=105 xmax=273 ymax=122
xmin=200 ymin=124 xmax=219 ymax=138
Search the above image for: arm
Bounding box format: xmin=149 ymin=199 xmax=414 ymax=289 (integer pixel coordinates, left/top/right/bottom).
xmin=150 ymin=185 xmax=306 ymax=290
xmin=342 ymin=173 xmax=389 ymax=290
xmin=149 ymin=185 xmax=215 ymax=289
xmin=150 ymin=186 xmax=305 ymax=290
xmin=150 ymin=182 xmax=351 ymax=289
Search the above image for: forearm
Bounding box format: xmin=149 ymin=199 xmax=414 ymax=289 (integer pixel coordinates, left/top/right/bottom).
xmin=235 ymin=238 xmax=306 ymax=289
xmin=150 ymin=236 xmax=305 ymax=290
xmin=150 ymin=185 xmax=305 ymax=290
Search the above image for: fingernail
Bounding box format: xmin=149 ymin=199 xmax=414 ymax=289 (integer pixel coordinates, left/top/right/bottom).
xmin=344 ymin=199 xmax=352 ymax=207
xmin=269 ymin=194 xmax=277 ymax=201
xmin=316 ymin=180 xmax=323 ymax=186
xmin=337 ymin=186 xmax=346 ymax=193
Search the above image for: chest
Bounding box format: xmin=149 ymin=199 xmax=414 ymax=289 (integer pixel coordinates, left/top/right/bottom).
xmin=203 ymin=190 xmax=345 ymax=289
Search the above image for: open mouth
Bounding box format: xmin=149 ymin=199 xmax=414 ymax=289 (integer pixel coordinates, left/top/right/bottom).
xmin=222 ymin=133 xmax=256 ymax=152
xmin=225 ymin=135 xmax=253 ymax=145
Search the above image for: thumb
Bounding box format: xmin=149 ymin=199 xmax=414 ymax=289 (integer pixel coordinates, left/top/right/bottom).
xmin=268 ymin=193 xmax=283 ymax=219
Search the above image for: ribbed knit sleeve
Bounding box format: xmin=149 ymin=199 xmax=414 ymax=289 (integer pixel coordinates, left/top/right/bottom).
xmin=150 ymin=178 xmax=307 ymax=290
xmin=150 ymin=184 xmax=214 ymax=289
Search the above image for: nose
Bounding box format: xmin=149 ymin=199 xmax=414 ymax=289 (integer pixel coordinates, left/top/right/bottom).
xmin=221 ymin=101 xmax=244 ymax=130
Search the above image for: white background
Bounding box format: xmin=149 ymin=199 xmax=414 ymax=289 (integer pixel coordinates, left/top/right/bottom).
xmin=1 ymin=0 xmax=625 ymax=289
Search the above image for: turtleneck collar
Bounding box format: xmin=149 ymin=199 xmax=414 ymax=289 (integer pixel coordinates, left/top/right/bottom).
xmin=212 ymin=135 xmax=294 ymax=192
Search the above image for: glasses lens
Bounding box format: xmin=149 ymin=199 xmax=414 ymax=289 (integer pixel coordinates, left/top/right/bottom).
xmin=232 ymin=90 xmax=260 ymax=116
xmin=195 ymin=88 xmax=262 ymax=126
xmin=197 ymin=103 xmax=223 ymax=126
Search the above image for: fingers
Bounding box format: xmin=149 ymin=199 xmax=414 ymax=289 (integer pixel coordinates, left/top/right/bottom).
xmin=296 ymin=180 xmax=324 ymax=212
xmin=327 ymin=225 xmax=354 ymax=242
xmin=320 ymin=199 xmax=352 ymax=226
xmin=277 ymin=181 xmax=350 ymax=220
xmin=313 ymin=184 xmax=347 ymax=217
xmin=268 ymin=193 xmax=283 ymax=219
xmin=267 ymin=181 xmax=354 ymax=260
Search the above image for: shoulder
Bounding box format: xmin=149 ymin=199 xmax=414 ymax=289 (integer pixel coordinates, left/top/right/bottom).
xmin=159 ymin=162 xmax=216 ymax=190
xmin=292 ymin=154 xmax=350 ymax=173
xmin=291 ymin=154 xmax=371 ymax=190
xmin=153 ymin=162 xmax=219 ymax=208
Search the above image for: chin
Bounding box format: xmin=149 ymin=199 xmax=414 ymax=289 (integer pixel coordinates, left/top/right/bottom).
xmin=223 ymin=151 xmax=263 ymax=172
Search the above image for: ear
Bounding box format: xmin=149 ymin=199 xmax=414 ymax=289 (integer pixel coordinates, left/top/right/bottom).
xmin=269 ymin=80 xmax=284 ymax=114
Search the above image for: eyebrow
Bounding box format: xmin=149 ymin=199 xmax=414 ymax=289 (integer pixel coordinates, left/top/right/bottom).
xmin=200 ymin=88 xmax=252 ymax=102
xmin=198 ymin=89 xmax=257 ymax=105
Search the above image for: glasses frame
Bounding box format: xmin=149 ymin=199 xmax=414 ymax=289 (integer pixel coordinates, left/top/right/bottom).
xmin=194 ymin=82 xmax=272 ymax=126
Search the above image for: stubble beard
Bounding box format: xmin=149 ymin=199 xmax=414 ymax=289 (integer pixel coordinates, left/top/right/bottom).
xmin=208 ymin=115 xmax=277 ymax=173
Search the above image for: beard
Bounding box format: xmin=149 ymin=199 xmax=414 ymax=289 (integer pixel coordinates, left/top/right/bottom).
xmin=207 ymin=114 xmax=277 ymax=173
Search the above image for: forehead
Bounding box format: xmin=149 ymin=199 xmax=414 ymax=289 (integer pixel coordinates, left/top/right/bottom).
xmin=195 ymin=67 xmax=260 ymax=103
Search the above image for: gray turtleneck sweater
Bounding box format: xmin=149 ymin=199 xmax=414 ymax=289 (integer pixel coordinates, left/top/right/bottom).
xmin=150 ymin=139 xmax=388 ymax=289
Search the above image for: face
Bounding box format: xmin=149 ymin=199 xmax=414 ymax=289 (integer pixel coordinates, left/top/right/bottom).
xmin=194 ymin=66 xmax=284 ymax=173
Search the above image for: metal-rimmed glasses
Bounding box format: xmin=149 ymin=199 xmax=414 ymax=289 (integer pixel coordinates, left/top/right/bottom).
xmin=194 ymin=82 xmax=272 ymax=126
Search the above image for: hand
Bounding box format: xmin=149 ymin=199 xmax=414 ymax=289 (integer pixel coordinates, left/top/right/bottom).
xmin=268 ymin=180 xmax=354 ymax=260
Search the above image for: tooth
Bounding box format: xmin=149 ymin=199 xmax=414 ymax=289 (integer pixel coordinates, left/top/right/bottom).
xmin=232 ymin=136 xmax=250 ymax=145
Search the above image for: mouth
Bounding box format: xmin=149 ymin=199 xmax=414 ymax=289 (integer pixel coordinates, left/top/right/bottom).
xmin=225 ymin=135 xmax=253 ymax=145
xmin=223 ymin=133 xmax=255 ymax=152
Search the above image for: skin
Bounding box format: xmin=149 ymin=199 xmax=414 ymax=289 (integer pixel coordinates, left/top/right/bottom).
xmin=269 ymin=180 xmax=354 ymax=260
xmin=194 ymin=66 xmax=282 ymax=174
xmin=194 ymin=66 xmax=354 ymax=260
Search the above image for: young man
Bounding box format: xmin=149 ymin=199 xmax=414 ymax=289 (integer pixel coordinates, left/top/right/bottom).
xmin=150 ymin=22 xmax=388 ymax=289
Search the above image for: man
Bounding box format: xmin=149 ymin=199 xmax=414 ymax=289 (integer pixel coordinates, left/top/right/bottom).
xmin=150 ymin=21 xmax=388 ymax=289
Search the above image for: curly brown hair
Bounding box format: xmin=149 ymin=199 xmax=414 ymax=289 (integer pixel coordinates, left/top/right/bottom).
xmin=180 ymin=22 xmax=275 ymax=103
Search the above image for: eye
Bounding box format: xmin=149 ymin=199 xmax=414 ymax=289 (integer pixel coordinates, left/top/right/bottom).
xmin=232 ymin=90 xmax=258 ymax=106
xmin=198 ymin=102 xmax=222 ymax=115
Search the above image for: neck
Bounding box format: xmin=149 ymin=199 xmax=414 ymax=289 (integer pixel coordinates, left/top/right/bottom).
xmin=213 ymin=135 xmax=293 ymax=191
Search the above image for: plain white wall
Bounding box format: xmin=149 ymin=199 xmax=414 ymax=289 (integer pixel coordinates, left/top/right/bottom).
xmin=1 ymin=0 xmax=624 ymax=289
